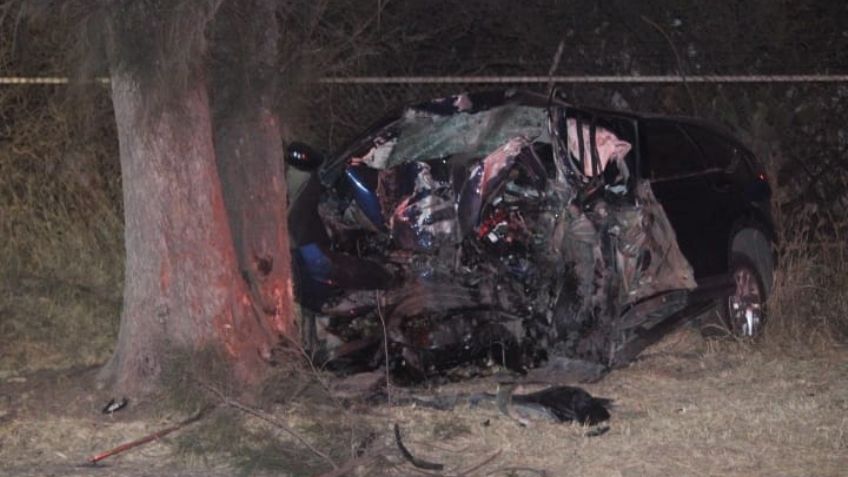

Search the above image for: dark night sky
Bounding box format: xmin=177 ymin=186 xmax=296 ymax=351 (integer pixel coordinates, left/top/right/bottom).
xmin=321 ymin=0 xmax=846 ymax=78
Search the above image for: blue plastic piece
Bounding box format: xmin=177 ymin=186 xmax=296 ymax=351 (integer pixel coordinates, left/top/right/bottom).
xmin=297 ymin=243 xmax=333 ymax=285
xmin=345 ymin=168 xmax=385 ymax=229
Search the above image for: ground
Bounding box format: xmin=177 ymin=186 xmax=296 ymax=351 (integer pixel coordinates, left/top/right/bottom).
xmin=1 ymin=327 xmax=846 ymax=477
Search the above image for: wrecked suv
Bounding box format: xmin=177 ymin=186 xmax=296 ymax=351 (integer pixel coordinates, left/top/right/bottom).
xmin=287 ymin=90 xmax=775 ymax=381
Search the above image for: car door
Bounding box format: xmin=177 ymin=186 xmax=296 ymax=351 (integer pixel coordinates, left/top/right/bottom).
xmin=642 ymin=120 xmax=724 ymax=279
xmin=680 ymin=125 xmax=750 ymax=272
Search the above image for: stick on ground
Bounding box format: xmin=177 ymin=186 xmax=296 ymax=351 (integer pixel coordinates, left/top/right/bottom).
xmin=86 ymin=405 xmax=213 ymax=465
xmin=394 ymin=423 xmax=444 ymax=471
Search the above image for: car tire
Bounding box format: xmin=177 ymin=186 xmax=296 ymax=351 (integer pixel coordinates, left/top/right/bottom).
xmin=701 ymin=228 xmax=773 ymax=338
xmin=730 ymin=228 xmax=774 ymax=298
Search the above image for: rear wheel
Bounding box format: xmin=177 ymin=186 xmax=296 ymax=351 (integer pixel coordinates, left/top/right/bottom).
xmin=722 ymin=255 xmax=767 ymax=337
xmin=731 ymin=228 xmax=774 ymax=298
xmin=701 ymin=228 xmax=773 ymax=338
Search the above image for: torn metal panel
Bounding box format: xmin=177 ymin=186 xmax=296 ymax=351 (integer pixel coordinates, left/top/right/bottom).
xmin=616 ymin=181 xmax=697 ymax=304
xmin=389 ymin=162 xmax=458 ymax=251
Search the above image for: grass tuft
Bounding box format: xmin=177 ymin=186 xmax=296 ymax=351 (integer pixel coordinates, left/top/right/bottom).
xmin=172 ymin=408 xmax=332 ymax=477
xmin=764 ymin=207 xmax=848 ymax=350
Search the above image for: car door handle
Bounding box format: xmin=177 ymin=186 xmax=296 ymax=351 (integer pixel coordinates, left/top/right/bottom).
xmin=712 ymin=176 xmax=733 ymax=192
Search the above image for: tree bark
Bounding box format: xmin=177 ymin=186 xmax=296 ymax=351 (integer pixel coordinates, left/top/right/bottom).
xmin=214 ymin=107 xmax=295 ymax=347
xmin=212 ymin=0 xmax=296 ymax=355
xmin=100 ymin=70 xmax=279 ymax=394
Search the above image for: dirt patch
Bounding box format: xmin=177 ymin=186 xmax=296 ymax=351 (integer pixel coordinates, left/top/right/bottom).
xmin=2 ymin=329 xmax=847 ymax=476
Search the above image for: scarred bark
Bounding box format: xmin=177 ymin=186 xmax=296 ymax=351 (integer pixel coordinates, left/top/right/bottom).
xmin=212 ymin=0 xmax=295 ymax=354
xmin=100 ymin=71 xmax=281 ymax=394
xmin=214 ymin=107 xmax=295 ymax=346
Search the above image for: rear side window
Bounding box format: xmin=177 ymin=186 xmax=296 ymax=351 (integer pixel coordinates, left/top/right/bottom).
xmin=683 ymin=125 xmax=756 ymax=179
xmin=682 ymin=125 xmax=737 ymax=170
xmin=643 ymin=121 xmax=704 ymax=180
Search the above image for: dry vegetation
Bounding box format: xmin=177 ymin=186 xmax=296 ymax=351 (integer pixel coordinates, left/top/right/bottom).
xmin=765 ymin=205 xmax=848 ymax=348
xmin=0 ymin=85 xmax=123 ymax=374
xmin=1 ymin=329 xmax=846 ymax=476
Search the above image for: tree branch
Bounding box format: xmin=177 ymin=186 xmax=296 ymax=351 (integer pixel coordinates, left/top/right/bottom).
xmin=641 ymin=15 xmax=698 ymax=115
xmin=197 ymin=380 xmax=338 ymax=469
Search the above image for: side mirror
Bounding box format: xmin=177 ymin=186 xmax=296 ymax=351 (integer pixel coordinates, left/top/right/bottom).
xmin=285 ymin=142 xmax=325 ymax=171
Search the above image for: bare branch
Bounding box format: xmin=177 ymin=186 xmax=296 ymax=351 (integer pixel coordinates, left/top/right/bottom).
xmin=641 ymin=15 xmax=698 ymax=115
xmin=394 ymin=423 xmax=444 ymax=471
xmin=198 ymin=380 xmax=338 ymax=470
xmin=546 ymin=38 xmax=566 ymax=95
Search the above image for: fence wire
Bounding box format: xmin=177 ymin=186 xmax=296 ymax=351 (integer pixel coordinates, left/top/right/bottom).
xmin=1 ymin=75 xmax=845 ymax=216
xmin=304 ymin=79 xmax=848 ymax=218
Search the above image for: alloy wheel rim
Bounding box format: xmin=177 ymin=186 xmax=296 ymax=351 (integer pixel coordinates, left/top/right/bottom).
xmin=727 ymin=266 xmax=764 ymax=337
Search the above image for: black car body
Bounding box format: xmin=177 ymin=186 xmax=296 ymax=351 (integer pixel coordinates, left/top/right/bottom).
xmin=288 ymin=90 xmax=775 ymax=380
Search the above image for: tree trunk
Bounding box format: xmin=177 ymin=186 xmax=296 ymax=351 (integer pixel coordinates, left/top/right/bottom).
xmin=212 ymin=0 xmax=295 ymax=355
xmin=100 ymin=71 xmax=279 ymax=395
xmin=214 ymin=107 xmax=295 ymax=348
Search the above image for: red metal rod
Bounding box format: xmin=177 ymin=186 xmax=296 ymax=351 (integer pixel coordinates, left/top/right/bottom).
xmin=87 ymin=407 xmax=211 ymax=464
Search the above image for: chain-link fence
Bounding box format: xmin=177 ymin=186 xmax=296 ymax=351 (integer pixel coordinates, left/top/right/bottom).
xmin=303 ymin=78 xmax=848 ymax=219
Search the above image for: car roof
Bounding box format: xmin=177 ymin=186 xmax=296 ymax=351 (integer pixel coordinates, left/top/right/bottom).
xmin=335 ymin=88 xmax=747 ymax=149
xmin=498 ymin=90 xmax=751 ymax=150
xmin=320 ymin=89 xmax=755 ymax=184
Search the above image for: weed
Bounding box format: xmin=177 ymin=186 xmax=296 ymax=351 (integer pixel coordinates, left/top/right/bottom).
xmin=159 ymin=346 xmax=234 ymax=413
xmin=431 ymin=417 xmax=472 ymax=441
xmin=159 ymin=343 xmax=376 ymax=476
xmin=765 ymin=204 xmax=848 ymax=350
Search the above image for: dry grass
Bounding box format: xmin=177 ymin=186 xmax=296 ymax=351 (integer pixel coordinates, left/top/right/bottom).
xmin=1 ymin=328 xmax=846 ymax=477
xmin=0 ymin=86 xmax=123 ymax=373
xmin=372 ymin=329 xmax=848 ymax=477
xmin=764 ymin=205 xmax=848 ymax=350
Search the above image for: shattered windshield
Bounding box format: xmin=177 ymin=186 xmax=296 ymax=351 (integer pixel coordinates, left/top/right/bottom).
xmin=357 ymin=103 xmax=550 ymax=169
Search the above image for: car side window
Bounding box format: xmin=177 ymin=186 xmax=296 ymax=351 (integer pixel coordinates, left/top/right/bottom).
xmin=682 ymin=125 xmax=738 ymax=171
xmin=643 ymin=121 xmax=705 ymax=180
